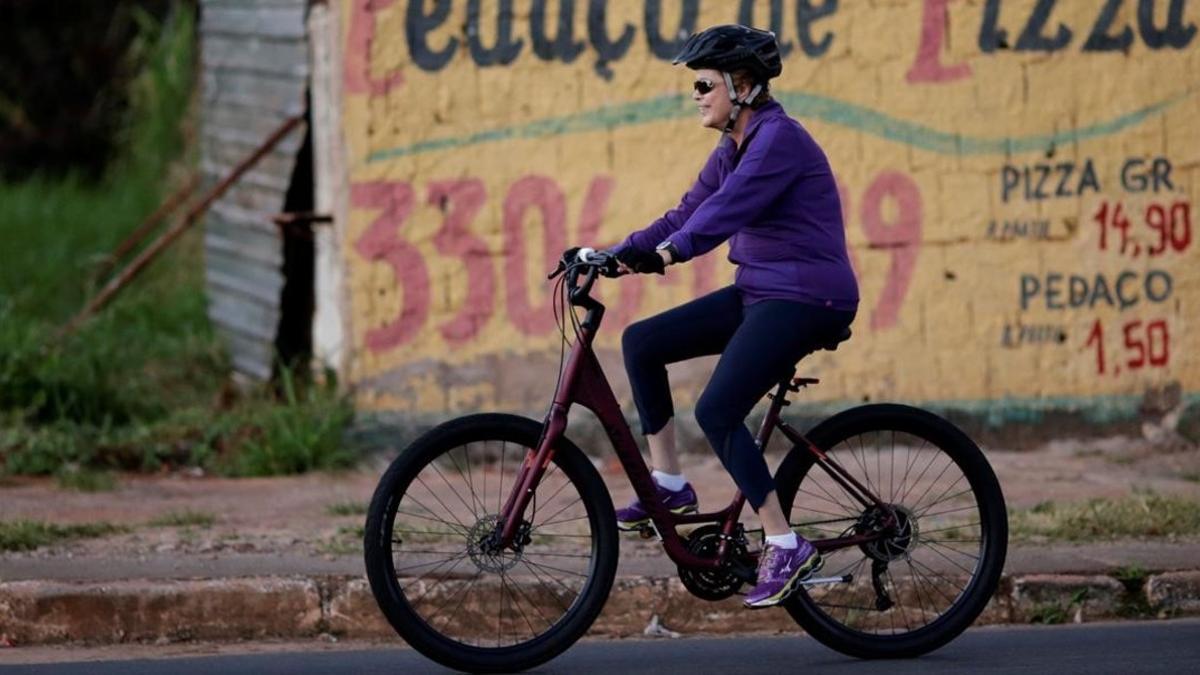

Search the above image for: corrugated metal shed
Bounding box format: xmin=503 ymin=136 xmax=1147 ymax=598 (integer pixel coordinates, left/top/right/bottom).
xmin=199 ymin=0 xmax=309 ymax=380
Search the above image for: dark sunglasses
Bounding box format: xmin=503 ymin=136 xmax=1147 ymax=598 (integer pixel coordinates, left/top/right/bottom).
xmin=693 ymin=78 xmax=717 ymax=95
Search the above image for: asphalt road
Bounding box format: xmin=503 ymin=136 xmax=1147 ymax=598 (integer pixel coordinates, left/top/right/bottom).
xmin=4 ymin=620 xmax=1199 ymax=674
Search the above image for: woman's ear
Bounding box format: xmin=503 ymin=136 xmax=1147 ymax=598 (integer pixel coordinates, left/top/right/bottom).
xmin=734 ymin=78 xmax=754 ymax=102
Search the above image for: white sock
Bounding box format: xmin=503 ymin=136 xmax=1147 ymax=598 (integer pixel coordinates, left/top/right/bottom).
xmin=766 ymin=532 xmax=798 ymax=549
xmin=651 ymin=470 xmax=687 ymax=492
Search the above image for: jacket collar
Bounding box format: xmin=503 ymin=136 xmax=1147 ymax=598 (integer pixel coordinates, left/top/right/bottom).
xmin=726 ymin=99 xmax=784 ymax=160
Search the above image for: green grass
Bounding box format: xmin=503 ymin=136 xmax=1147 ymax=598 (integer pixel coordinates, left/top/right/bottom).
xmin=319 ymin=524 xmax=366 ymax=556
xmin=326 ymin=501 xmax=368 ymax=517
xmin=0 ymin=6 xmax=358 ymax=480
xmin=56 ymin=467 xmax=119 ymax=492
xmin=0 ymin=5 xmax=216 ymax=435
xmin=148 ymin=509 xmax=216 ymax=528
xmin=1011 ymin=493 xmax=1200 ymax=541
xmin=0 ymin=520 xmax=129 ymax=552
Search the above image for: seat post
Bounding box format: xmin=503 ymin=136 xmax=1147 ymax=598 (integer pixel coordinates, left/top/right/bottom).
xmin=755 ymin=371 xmax=796 ymax=450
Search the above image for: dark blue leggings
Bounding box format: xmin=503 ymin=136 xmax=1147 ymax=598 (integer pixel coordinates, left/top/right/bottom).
xmin=622 ymin=286 xmax=855 ymax=510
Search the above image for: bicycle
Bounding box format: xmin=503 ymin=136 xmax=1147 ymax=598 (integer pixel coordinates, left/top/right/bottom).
xmin=365 ymin=250 xmax=1008 ymax=673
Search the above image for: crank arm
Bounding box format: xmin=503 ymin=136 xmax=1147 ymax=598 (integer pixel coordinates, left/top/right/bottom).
xmin=800 ymin=574 xmax=854 ymax=587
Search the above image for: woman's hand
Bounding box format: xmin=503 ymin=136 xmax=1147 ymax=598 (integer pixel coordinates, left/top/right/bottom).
xmin=615 ymin=248 xmax=667 ymax=275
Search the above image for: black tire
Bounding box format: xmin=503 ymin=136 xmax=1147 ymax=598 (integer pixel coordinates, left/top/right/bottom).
xmin=364 ymin=413 xmax=618 ymax=673
xmin=774 ymin=404 xmax=1007 ymax=659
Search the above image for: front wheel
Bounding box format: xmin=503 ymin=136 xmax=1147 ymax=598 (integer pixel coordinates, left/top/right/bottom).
xmin=364 ymin=413 xmax=618 ymax=673
xmin=774 ymin=404 xmax=1008 ymax=659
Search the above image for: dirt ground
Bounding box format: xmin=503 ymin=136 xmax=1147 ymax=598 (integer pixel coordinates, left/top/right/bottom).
xmin=1 ymin=432 xmax=1198 ymax=563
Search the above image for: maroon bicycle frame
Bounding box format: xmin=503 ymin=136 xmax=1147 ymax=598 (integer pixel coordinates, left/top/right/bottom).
xmin=495 ymin=276 xmax=892 ymax=572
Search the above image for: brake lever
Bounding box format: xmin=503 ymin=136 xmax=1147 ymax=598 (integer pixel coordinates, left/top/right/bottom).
xmin=547 ymin=261 xmax=566 ymax=279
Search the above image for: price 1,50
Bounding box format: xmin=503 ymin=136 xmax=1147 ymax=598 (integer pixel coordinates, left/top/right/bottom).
xmin=1082 ymin=318 xmax=1169 ymax=376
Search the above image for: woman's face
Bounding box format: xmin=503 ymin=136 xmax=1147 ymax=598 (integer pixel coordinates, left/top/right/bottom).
xmin=692 ymin=68 xmax=730 ymax=130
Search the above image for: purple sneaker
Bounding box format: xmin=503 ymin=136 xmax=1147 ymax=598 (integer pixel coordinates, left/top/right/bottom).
xmin=615 ymin=482 xmax=698 ymax=530
xmin=743 ymin=538 xmax=823 ymax=608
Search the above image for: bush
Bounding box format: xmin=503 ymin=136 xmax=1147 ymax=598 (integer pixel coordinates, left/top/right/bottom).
xmin=0 ymin=1 xmax=187 ymax=181
xmin=0 ymin=3 xmax=358 ymax=479
xmin=219 ymin=374 xmax=357 ymax=477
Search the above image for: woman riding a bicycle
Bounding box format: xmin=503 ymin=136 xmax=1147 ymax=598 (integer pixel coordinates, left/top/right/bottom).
xmin=598 ymin=24 xmax=859 ymax=608
xmin=368 ymin=22 xmax=1007 ymax=671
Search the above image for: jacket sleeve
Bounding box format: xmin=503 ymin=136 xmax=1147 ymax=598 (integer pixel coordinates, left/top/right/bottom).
xmin=660 ymin=123 xmax=797 ymax=262
xmin=610 ymin=144 xmax=725 ymax=255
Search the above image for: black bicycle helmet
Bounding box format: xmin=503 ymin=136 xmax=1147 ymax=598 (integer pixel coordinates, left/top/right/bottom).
xmin=672 ymin=24 xmax=782 ymax=84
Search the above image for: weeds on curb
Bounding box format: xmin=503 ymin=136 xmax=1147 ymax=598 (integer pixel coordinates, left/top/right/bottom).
xmin=1010 ymin=493 xmax=1200 ymax=541
xmin=0 ymin=520 xmax=129 ymax=552
xmin=1028 ymin=589 xmax=1089 ymax=625
xmin=1111 ymin=564 xmax=1154 ymax=619
xmin=148 ymin=510 xmax=216 ymax=528
xmin=1028 ymin=603 xmax=1069 ymax=625
xmin=1112 ymin=564 xmax=1149 ymax=589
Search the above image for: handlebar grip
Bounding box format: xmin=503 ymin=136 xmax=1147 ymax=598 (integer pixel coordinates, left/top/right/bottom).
xmin=570 ymin=265 xmax=599 ymax=303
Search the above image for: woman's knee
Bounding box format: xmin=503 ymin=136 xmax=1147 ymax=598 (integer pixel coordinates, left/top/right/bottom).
xmin=694 ymin=391 xmax=735 ymax=439
xmin=622 ymin=319 xmax=660 ymax=366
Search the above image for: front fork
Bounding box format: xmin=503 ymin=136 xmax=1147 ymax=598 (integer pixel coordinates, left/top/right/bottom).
xmin=489 ymin=403 xmax=567 ymax=551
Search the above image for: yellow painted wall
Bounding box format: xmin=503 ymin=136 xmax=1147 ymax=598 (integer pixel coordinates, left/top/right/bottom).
xmin=337 ymin=0 xmax=1199 ymax=423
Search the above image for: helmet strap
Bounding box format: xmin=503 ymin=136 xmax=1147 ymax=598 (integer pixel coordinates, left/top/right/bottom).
xmin=721 ymin=71 xmax=763 ymax=134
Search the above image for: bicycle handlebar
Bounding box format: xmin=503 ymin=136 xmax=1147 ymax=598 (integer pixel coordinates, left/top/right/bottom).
xmin=547 ymin=248 xmax=617 ymax=310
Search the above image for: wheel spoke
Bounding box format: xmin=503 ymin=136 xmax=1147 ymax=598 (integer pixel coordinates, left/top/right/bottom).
xmin=538 ymin=513 xmax=590 ymax=528
xmin=396 ymin=506 xmax=470 ymax=534
xmin=522 ymin=556 xmax=592 ymax=579
xmin=915 ymin=483 xmax=972 ymax=518
xmin=500 ymin=568 xmax=542 ymax=641
xmin=536 ymin=495 xmax=585 ymax=529
xmin=920 ymin=504 xmax=978 ymax=519
xmin=920 ymin=539 xmax=978 ymax=576
xmin=906 ymin=458 xmax=957 ymax=513
xmin=906 ymin=557 xmax=960 ymax=608
xmin=520 ymin=558 xmax=578 ymax=612
xmin=414 ymin=475 xmax=472 ymax=532
xmin=920 ymin=521 xmax=981 ymax=535
xmin=443 ymin=447 xmax=486 ymax=518
xmin=909 ymin=556 xmax=968 ymax=598
xmin=394 ymin=551 xmax=469 ymax=575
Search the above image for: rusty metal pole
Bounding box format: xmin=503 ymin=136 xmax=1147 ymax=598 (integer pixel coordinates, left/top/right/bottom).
xmin=56 ymin=114 xmax=306 ymax=340
xmin=93 ymin=173 xmax=202 ymax=280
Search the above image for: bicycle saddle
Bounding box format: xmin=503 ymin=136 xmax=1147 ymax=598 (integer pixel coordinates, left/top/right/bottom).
xmin=814 ymin=326 xmax=852 ymax=352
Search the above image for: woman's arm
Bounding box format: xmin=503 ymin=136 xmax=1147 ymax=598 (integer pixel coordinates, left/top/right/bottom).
xmin=610 ymin=143 xmax=726 ymax=255
xmin=657 ymin=123 xmax=798 ymax=262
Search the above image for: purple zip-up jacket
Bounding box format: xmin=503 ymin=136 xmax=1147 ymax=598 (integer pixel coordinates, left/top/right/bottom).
xmin=613 ymin=100 xmax=859 ymax=311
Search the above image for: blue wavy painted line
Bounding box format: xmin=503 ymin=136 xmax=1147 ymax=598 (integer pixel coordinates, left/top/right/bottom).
xmin=366 ymin=90 xmax=1191 ymax=163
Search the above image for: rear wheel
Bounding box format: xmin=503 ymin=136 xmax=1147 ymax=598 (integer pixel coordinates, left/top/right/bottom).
xmin=774 ymin=404 xmax=1007 ymax=658
xmin=364 ymin=414 xmax=618 ymax=673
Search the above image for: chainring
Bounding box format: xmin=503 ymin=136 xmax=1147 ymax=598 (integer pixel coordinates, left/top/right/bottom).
xmin=677 ymin=524 xmax=751 ymax=601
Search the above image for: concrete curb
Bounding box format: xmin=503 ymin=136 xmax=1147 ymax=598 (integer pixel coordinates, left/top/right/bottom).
xmin=1 ymin=570 xmax=1198 ymax=646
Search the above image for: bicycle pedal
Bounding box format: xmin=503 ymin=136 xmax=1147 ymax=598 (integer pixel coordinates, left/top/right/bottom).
xmin=637 ymin=524 xmax=661 ymax=540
